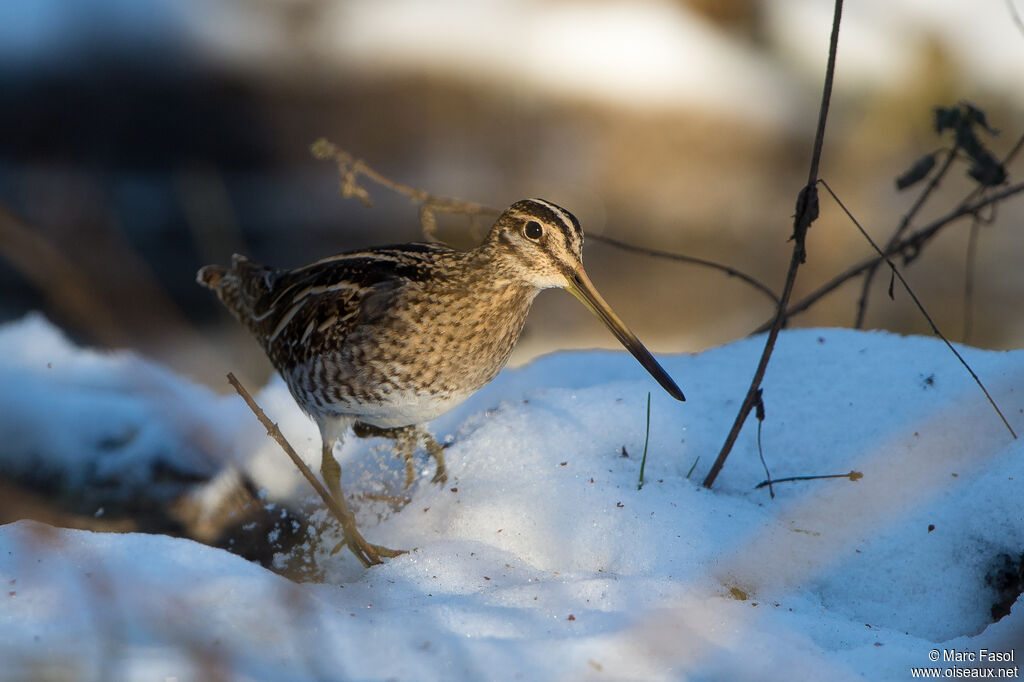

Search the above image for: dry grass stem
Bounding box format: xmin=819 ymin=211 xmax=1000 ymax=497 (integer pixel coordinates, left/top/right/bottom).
xmin=311 ymin=139 xmax=775 ymax=305
xmin=702 ymin=0 xmax=844 ymax=489
xmin=753 ymin=180 xmax=1024 ymax=333
xmin=226 ymin=372 xmax=404 ymax=568
xmin=819 ymin=179 xmax=1017 ymax=439
xmin=311 ymin=138 xmax=497 ymax=241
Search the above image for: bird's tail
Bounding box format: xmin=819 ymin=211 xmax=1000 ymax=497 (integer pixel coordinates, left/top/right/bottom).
xmin=196 ymin=264 xmax=227 ymax=289
xmin=196 ymin=254 xmax=269 ymax=326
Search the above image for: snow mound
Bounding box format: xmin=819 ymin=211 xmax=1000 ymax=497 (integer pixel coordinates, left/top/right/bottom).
xmin=1 ymin=315 xmax=1022 ymax=680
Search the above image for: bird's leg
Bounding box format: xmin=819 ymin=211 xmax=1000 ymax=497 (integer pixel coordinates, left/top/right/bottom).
xmin=320 ymin=440 xmax=403 ymax=565
xmin=353 ymin=423 xmax=416 ymax=488
xmin=422 ymin=431 xmax=448 ymax=484
xmin=320 ymin=439 xmax=344 ymax=503
xmin=353 ymin=423 xmax=449 ymax=488
xmin=395 ymin=427 xmax=418 ymax=489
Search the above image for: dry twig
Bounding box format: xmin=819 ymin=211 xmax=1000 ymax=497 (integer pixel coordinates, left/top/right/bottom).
xmin=755 ymin=470 xmax=862 ymax=490
xmin=311 ymin=138 xmax=498 ymax=241
xmin=854 ymin=147 xmax=958 ymax=328
xmin=818 ymin=180 xmax=1016 ymax=438
xmin=753 ymin=179 xmax=1024 ymax=332
xmin=590 ymin=234 xmax=780 ymax=307
xmin=226 ymin=372 xmax=404 ymax=568
xmin=701 ymin=0 xmax=844 ymax=490
xmin=310 ymin=139 xmax=775 ymax=304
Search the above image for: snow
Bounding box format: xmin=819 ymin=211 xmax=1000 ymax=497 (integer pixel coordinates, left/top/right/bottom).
xmin=1 ymin=313 xmax=1023 ymax=681
xmin=0 ymin=315 xmax=249 ymax=513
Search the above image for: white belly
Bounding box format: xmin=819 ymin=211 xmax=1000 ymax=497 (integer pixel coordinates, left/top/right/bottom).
xmin=350 ymin=386 xmax=476 ymax=428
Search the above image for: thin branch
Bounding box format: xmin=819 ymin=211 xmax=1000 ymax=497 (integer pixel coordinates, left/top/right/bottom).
xmin=226 ymin=374 xmax=347 ymax=524
xmin=313 ymin=139 xmax=778 ymax=307
xmin=702 ymin=0 xmax=844 ymax=490
xmin=855 ymin=148 xmax=959 ymax=328
xmin=590 ymin=234 xmax=780 ymax=307
xmin=819 ymin=180 xmax=1016 ymax=439
xmin=755 ymin=470 xmax=862 ymax=490
xmin=227 ymin=372 xmax=403 ymax=567
xmin=1002 ymin=129 xmax=1024 ymax=167
xmin=753 ymin=180 xmax=1024 ymax=333
xmin=753 ymin=390 xmax=774 ymax=499
xmin=310 ymin=138 xmax=497 ymax=241
xmin=857 ymin=125 xmax=1024 ymax=328
xmin=901 ymin=182 xmax=1024 ymax=253
xmin=803 ymin=1 xmax=843 ymax=191
xmin=942 ymin=128 xmax=1024 ymax=230
xmin=776 ymin=128 xmax=1024 ymax=331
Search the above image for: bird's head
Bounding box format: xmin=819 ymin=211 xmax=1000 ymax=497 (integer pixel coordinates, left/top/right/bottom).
xmin=487 ymin=198 xmax=685 ymax=402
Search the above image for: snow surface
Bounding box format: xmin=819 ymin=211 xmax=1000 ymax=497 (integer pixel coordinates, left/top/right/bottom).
xmin=1 ymin=314 xmax=1023 ymax=681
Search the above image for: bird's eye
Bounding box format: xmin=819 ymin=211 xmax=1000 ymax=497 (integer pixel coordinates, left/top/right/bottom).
xmin=523 ymin=220 xmax=543 ymax=240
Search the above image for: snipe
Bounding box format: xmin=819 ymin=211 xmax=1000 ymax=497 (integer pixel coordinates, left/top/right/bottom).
xmin=198 ymin=198 xmax=684 ymax=565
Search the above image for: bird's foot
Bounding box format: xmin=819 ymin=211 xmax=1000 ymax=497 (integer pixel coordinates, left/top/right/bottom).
xmin=326 ymin=496 xmax=406 ymax=566
xmin=423 ymin=432 xmax=449 ymax=485
xmin=320 ymin=441 xmax=404 ymax=566
xmin=330 ymin=535 xmax=406 ymax=564
xmin=353 ymin=422 xmax=450 ymax=489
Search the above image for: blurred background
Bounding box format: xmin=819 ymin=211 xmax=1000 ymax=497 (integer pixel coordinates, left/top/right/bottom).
xmin=2 ymin=0 xmax=1023 ymax=390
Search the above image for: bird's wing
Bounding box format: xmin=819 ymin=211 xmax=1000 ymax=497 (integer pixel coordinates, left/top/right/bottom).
xmin=229 ymin=243 xmax=454 ymax=367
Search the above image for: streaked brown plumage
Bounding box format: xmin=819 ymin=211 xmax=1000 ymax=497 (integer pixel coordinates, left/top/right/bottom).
xmin=198 ymin=198 xmax=683 ymax=565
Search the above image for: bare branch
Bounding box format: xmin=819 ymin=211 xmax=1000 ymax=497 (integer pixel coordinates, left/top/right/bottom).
xmin=590 ymin=234 xmax=780 ymax=307
xmin=819 ymin=180 xmax=1016 ymax=439
xmin=310 ymin=138 xmax=496 ymax=241
xmin=755 ymin=471 xmax=862 ymax=490
xmin=702 ymin=0 xmax=845 ymax=490
xmin=227 ymin=372 xmax=405 ymax=567
xmin=753 ymin=181 xmax=1024 ymax=333
xmin=313 ymin=138 xmax=777 ymax=307
xmin=855 ymin=147 xmax=958 ymax=327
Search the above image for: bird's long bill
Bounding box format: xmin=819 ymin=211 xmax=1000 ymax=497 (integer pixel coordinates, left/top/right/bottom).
xmin=566 ymin=268 xmax=685 ymax=401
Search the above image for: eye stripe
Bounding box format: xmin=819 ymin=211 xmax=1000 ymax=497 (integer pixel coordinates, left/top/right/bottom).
xmin=509 ymin=198 xmax=583 ymax=256
xmin=527 ymin=199 xmax=579 ymax=237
